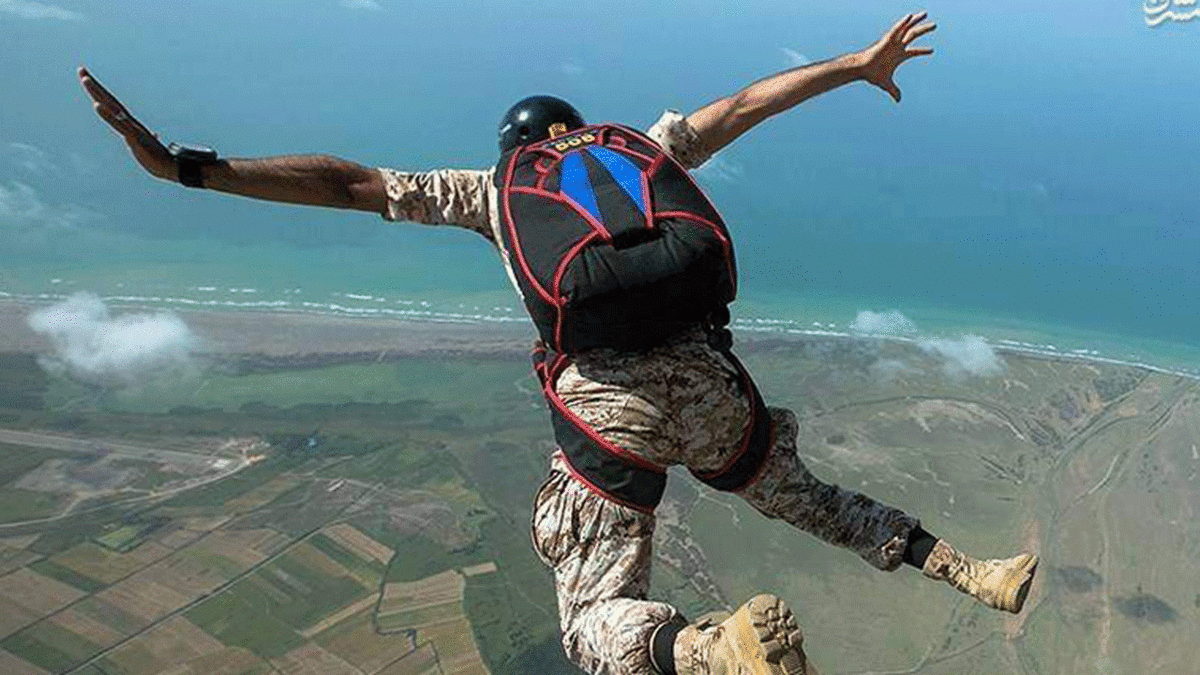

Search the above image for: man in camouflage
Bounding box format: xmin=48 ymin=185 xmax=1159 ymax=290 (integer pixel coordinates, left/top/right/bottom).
xmin=81 ymin=11 xmax=1037 ymax=675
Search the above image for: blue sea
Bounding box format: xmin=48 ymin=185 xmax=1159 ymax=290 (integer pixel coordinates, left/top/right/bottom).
xmin=4 ymin=234 xmax=1199 ymax=381
xmin=3 ymin=0 xmax=1197 ymax=378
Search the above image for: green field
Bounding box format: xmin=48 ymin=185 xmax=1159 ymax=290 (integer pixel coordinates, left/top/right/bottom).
xmin=101 ymin=357 xmax=531 ymax=418
xmin=309 ymin=533 xmax=387 ymax=580
xmin=2 ymin=333 xmax=1197 ymax=674
xmin=0 ymin=487 xmax=67 ymax=524
xmin=377 ymin=603 xmax=465 ymax=634
xmin=28 ymin=558 xmax=109 ymax=593
xmin=94 ymin=519 xmax=167 ymax=553
xmin=73 ymin=596 xmax=147 ymax=637
xmin=185 ymin=590 xmax=307 ymax=660
xmin=0 ymin=444 xmax=74 ymax=485
xmin=2 ymin=619 xmax=103 ymax=673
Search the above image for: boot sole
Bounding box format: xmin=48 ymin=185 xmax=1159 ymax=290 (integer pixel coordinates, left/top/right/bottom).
xmin=1000 ymin=554 xmax=1039 ymax=613
xmin=726 ymin=594 xmax=812 ymax=675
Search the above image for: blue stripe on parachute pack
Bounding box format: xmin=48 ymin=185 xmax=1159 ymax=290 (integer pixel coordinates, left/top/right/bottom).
xmin=557 ymin=146 xmax=648 ymax=230
xmin=559 ymin=152 xmax=603 ymax=223
xmin=585 ymin=146 xmax=647 ymax=215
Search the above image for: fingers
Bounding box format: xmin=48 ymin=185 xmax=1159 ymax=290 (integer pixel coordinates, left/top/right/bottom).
xmin=79 ymin=68 xmax=158 ymax=142
xmin=886 ymin=13 xmax=913 ymax=41
xmin=904 ymin=11 xmax=928 ymax=29
xmin=903 ymin=21 xmax=937 ymax=45
xmin=93 ymin=101 xmax=135 ymax=138
xmin=905 ymin=47 xmax=935 ymax=59
xmin=888 ymin=12 xmax=933 ymax=50
xmin=79 ymin=68 xmax=125 ymax=112
xmin=92 ymin=100 xmax=145 ymax=143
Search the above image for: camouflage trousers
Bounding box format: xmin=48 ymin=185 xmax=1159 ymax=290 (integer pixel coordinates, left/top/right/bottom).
xmin=529 ymin=329 xmax=919 ymax=675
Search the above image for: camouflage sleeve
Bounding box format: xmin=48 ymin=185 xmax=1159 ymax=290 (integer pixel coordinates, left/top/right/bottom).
xmin=644 ymin=109 xmax=714 ymax=171
xmin=377 ymin=167 xmax=494 ymax=242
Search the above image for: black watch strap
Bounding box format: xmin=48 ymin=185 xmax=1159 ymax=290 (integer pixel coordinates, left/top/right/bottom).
xmin=178 ymin=156 xmax=207 ymax=188
xmin=168 ymin=143 xmax=219 ymax=189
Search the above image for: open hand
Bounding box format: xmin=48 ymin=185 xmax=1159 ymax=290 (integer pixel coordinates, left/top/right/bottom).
xmin=858 ymin=12 xmax=936 ymax=103
xmin=78 ymin=67 xmax=175 ymax=181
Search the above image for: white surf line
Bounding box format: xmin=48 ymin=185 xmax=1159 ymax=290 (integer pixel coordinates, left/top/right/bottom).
xmin=7 ymin=288 xmax=1199 ymax=379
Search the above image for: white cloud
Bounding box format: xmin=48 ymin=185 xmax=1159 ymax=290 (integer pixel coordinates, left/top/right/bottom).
xmin=339 ymin=0 xmax=381 ymax=9
xmin=851 ymin=309 xmax=1004 ymax=378
xmin=0 ymin=181 xmax=99 ymax=246
xmin=7 ymin=143 xmax=61 ymax=175
xmin=780 ymin=47 xmax=811 ymax=67
xmin=0 ymin=0 xmax=83 ymax=20
xmin=560 ymin=63 xmax=584 ymax=76
xmin=849 ymin=309 xmax=917 ymax=336
xmin=694 ymin=152 xmax=744 ymax=184
xmin=0 ymin=181 xmax=42 ymax=219
xmin=27 ymin=293 xmax=200 ymax=388
xmin=918 ymin=335 xmax=1004 ymax=377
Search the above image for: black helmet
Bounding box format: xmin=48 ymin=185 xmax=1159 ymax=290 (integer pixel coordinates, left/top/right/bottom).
xmin=498 ymin=95 xmax=585 ymax=153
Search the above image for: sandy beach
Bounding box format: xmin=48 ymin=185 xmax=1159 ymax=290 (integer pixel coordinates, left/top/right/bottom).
xmin=3 ymin=299 xmax=1178 ymax=379
xmin=0 ymin=300 xmax=809 ymax=361
xmin=0 ymin=301 xmax=538 ymax=358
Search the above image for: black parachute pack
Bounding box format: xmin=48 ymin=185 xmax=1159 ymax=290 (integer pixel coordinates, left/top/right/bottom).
xmin=493 ymin=123 xmax=736 ymax=353
xmin=495 ymin=123 xmax=771 ymax=512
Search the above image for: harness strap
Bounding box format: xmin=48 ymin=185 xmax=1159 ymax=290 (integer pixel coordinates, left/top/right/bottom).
xmin=687 ymin=347 xmax=774 ymax=492
xmin=534 ymin=346 xmax=666 ymax=513
xmin=532 ymin=341 xmax=774 ymax=512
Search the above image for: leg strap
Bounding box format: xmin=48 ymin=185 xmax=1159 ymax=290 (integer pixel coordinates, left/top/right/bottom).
xmin=688 ymin=349 xmax=774 ymax=493
xmin=534 ymin=346 xmax=667 ymax=513
xmin=530 ymin=344 xmax=772 ymax=512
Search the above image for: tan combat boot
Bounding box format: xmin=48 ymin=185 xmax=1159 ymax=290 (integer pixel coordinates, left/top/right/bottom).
xmin=921 ymin=540 xmax=1038 ymax=613
xmin=674 ymin=594 xmax=815 ymax=675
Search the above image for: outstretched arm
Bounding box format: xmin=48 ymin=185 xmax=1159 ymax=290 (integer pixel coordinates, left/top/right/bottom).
xmin=686 ymin=12 xmax=935 ymax=157
xmin=78 ymin=67 xmax=387 ymax=213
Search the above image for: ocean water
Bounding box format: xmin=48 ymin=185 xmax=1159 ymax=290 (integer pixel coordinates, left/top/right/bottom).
xmin=3 ymin=1 xmax=1197 ymax=381
xmin=5 ymin=232 xmax=1199 ymax=382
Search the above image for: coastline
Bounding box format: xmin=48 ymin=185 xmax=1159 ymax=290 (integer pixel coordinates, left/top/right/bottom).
xmin=0 ymin=300 xmax=537 ymax=359
xmin=7 ymin=297 xmax=1190 ymax=379
xmin=3 ymin=299 xmax=1193 ymax=381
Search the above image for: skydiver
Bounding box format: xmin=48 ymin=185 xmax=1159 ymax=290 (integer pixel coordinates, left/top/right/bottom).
xmin=80 ymin=11 xmax=1037 ymax=675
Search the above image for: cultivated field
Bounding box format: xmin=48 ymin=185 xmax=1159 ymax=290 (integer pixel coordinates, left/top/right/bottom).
xmin=3 ymin=328 xmax=1190 ymax=674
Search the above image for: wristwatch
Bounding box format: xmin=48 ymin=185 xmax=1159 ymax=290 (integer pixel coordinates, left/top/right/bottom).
xmin=167 ymin=142 xmax=220 ymax=188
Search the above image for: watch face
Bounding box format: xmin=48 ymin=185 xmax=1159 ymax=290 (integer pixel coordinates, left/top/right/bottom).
xmin=169 ymin=142 xmax=217 ymax=160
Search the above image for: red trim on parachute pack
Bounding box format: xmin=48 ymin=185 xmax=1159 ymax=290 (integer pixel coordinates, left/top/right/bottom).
xmin=646 ymin=152 xmax=666 ymax=177
xmin=552 ymin=234 xmax=598 ymax=351
xmin=512 ymin=186 xmax=612 ymax=244
xmin=541 ymin=355 xmax=667 ymax=473
xmin=533 ymin=345 xmax=772 ymax=511
xmin=497 ymin=121 xmax=739 ymax=353
xmin=501 ymin=150 xmax=556 ymax=306
xmin=638 ymin=165 xmax=654 ymax=231
xmin=655 ymin=210 xmax=735 ymax=291
xmin=556 ymin=448 xmax=658 ymax=514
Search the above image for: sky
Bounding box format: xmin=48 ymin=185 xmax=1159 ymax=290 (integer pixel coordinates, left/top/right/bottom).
xmin=2 ymin=0 xmax=1198 ymax=356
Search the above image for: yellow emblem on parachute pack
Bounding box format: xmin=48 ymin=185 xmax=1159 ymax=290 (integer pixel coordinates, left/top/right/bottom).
xmin=552 ymin=132 xmax=597 ymax=153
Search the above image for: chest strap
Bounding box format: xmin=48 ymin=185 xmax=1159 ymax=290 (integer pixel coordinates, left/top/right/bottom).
xmin=532 ymin=344 xmax=773 ymax=513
